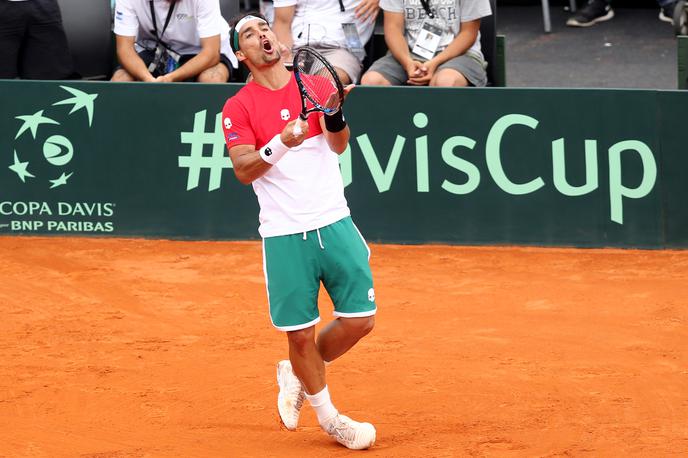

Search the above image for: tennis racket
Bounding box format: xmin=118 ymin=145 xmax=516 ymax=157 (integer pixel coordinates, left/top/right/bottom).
xmin=291 ymin=47 xmax=345 ymax=136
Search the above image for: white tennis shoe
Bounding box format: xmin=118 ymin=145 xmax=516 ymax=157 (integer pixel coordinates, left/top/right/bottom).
xmin=322 ymin=414 xmax=376 ymax=450
xmin=276 ymin=360 xmax=305 ymax=430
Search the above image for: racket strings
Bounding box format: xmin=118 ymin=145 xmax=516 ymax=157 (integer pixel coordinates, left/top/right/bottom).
xmin=296 ymin=56 xmax=338 ymax=109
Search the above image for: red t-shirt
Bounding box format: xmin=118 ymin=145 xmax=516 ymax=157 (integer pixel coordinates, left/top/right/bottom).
xmin=221 ymin=74 xmax=350 ymax=237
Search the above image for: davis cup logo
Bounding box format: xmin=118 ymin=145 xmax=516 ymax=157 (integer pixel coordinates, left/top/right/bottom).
xmin=8 ymin=85 xmax=97 ymax=188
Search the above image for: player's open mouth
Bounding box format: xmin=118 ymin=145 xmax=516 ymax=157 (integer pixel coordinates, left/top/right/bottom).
xmin=262 ymin=40 xmax=273 ymax=53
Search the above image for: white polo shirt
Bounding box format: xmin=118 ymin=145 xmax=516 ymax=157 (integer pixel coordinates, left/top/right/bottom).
xmin=113 ymin=0 xmax=234 ymax=62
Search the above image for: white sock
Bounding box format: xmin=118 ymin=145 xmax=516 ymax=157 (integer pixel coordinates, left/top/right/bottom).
xmin=305 ymin=385 xmax=338 ymax=426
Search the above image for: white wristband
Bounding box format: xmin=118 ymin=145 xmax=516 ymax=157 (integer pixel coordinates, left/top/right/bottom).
xmin=259 ymin=134 xmax=289 ymax=165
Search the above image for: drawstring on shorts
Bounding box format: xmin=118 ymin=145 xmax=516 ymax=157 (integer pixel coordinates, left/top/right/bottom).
xmin=302 ymin=229 xmax=325 ymax=250
xmin=316 ymin=228 xmax=324 ymax=250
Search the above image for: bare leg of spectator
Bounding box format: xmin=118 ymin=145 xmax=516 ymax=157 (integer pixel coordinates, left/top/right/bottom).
xmin=360 ymin=71 xmax=392 ymax=86
xmin=430 ymin=69 xmax=469 ymax=87
xmin=197 ymin=63 xmax=230 ymax=83
xmin=111 ymin=69 xmax=136 ymax=82
xmin=334 ymin=67 xmax=352 ymax=85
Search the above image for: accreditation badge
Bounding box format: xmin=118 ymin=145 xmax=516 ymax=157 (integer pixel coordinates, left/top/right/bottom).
xmin=412 ymin=19 xmax=444 ymax=60
xmin=342 ymin=23 xmax=365 ymax=60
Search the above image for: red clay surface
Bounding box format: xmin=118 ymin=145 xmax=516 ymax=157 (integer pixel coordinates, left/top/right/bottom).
xmin=0 ymin=237 xmax=687 ymax=457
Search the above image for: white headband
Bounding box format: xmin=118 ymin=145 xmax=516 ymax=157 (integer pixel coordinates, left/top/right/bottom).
xmin=233 ymin=15 xmax=267 ymax=51
xmin=236 ymin=15 xmax=266 ymax=36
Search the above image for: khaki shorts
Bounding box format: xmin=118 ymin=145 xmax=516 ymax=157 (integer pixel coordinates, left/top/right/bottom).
xmin=294 ymin=46 xmax=363 ymax=83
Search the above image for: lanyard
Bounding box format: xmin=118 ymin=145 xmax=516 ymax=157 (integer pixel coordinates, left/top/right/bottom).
xmin=419 ymin=0 xmax=434 ymax=18
xmin=338 ymin=0 xmax=344 ymax=12
xmin=149 ymin=0 xmax=176 ymax=44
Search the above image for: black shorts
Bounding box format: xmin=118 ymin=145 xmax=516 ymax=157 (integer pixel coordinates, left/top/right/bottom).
xmin=0 ymin=0 xmax=74 ymax=79
xmin=118 ymin=49 xmax=233 ymax=82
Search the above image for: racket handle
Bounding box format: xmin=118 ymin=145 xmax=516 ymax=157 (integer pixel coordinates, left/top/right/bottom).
xmin=293 ymin=115 xmax=307 ymax=136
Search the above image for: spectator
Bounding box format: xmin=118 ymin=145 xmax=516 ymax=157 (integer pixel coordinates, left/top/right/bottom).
xmin=271 ymin=0 xmax=379 ymax=84
xmin=567 ymin=0 xmax=678 ymax=27
xmin=361 ymin=0 xmax=492 ymax=87
xmin=0 ymin=0 xmax=74 ymax=79
xmin=111 ymin=0 xmax=234 ymax=82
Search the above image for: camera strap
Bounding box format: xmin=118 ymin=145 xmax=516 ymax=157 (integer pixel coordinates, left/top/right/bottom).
xmin=149 ymin=0 xmax=176 ymax=46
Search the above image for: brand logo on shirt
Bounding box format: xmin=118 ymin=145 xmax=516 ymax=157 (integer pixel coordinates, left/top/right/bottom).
xmin=280 ymin=109 xmax=290 ymax=121
xmin=176 ymin=13 xmax=194 ymax=21
xmin=264 ymin=147 xmax=272 ymax=157
xmin=227 ymin=132 xmax=239 ymax=141
xmin=223 ymin=117 xmax=232 ymax=129
xmin=368 ymin=288 xmax=375 ymax=302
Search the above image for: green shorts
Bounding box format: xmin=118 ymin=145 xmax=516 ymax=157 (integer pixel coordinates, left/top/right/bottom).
xmin=262 ymin=216 xmax=377 ymax=331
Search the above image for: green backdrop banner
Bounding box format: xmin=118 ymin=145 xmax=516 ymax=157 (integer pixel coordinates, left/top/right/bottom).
xmin=0 ymin=81 xmax=685 ymax=248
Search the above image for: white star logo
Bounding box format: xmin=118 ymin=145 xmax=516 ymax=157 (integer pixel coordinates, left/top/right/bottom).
xmin=8 ymin=150 xmax=35 ymax=183
xmin=15 ymin=110 xmax=59 ymax=140
xmin=52 ymin=85 xmax=98 ymax=127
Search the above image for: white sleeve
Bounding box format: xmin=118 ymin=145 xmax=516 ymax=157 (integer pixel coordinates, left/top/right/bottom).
xmin=460 ymin=0 xmax=493 ymax=22
xmin=379 ymin=0 xmax=404 ymax=13
xmin=196 ymin=0 xmax=223 ymax=38
xmin=113 ymin=0 xmax=139 ymax=37
xmin=273 ymin=0 xmax=298 ymax=6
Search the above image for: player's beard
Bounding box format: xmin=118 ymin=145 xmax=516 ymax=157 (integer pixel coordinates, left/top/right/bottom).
xmin=261 ymin=51 xmax=281 ymax=65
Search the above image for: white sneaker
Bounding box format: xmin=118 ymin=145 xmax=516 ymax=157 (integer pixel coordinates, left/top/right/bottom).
xmin=276 ymin=360 xmax=305 ymax=431
xmin=322 ymin=414 xmax=376 ymax=450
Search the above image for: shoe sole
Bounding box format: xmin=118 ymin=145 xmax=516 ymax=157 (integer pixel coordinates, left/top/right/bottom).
xmin=277 ymin=394 xmax=298 ymax=431
xmin=567 ymin=9 xmax=615 ymax=27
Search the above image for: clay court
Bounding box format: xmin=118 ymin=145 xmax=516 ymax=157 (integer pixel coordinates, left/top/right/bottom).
xmin=1 ymin=236 xmax=687 ymax=457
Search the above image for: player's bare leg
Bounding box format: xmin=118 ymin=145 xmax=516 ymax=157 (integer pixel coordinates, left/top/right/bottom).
xmin=284 ymin=324 xmax=376 ymax=449
xmin=316 ymin=316 xmax=375 ymax=363
xmin=287 ymin=326 xmax=326 ymax=394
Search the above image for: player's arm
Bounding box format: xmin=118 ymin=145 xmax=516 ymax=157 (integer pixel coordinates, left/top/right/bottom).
xmin=229 ymin=119 xmax=309 ymax=184
xmin=319 ymin=116 xmax=350 ymax=155
xmin=319 ymin=84 xmax=354 ymax=154
xmin=161 ymin=35 xmax=221 ymax=82
xmin=272 ymin=5 xmax=296 ymax=62
xmin=228 ymin=145 xmax=274 ymax=184
xmin=115 ymin=34 xmax=156 ymax=82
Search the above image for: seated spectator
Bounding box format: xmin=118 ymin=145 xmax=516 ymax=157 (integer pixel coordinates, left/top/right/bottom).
xmin=361 ymin=0 xmax=492 ymax=86
xmin=111 ymin=0 xmax=234 ymax=82
xmin=0 ymin=0 xmax=74 ymax=79
xmin=361 ymin=0 xmax=492 ymax=87
xmin=567 ymin=0 xmax=679 ymax=27
xmin=271 ymin=0 xmax=379 ymax=84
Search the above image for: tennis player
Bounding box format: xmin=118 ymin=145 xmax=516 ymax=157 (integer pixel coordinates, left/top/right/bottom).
xmin=221 ymin=13 xmax=377 ymax=450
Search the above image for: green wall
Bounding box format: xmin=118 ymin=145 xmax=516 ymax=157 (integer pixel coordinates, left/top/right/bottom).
xmin=0 ymin=81 xmax=685 ymax=248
